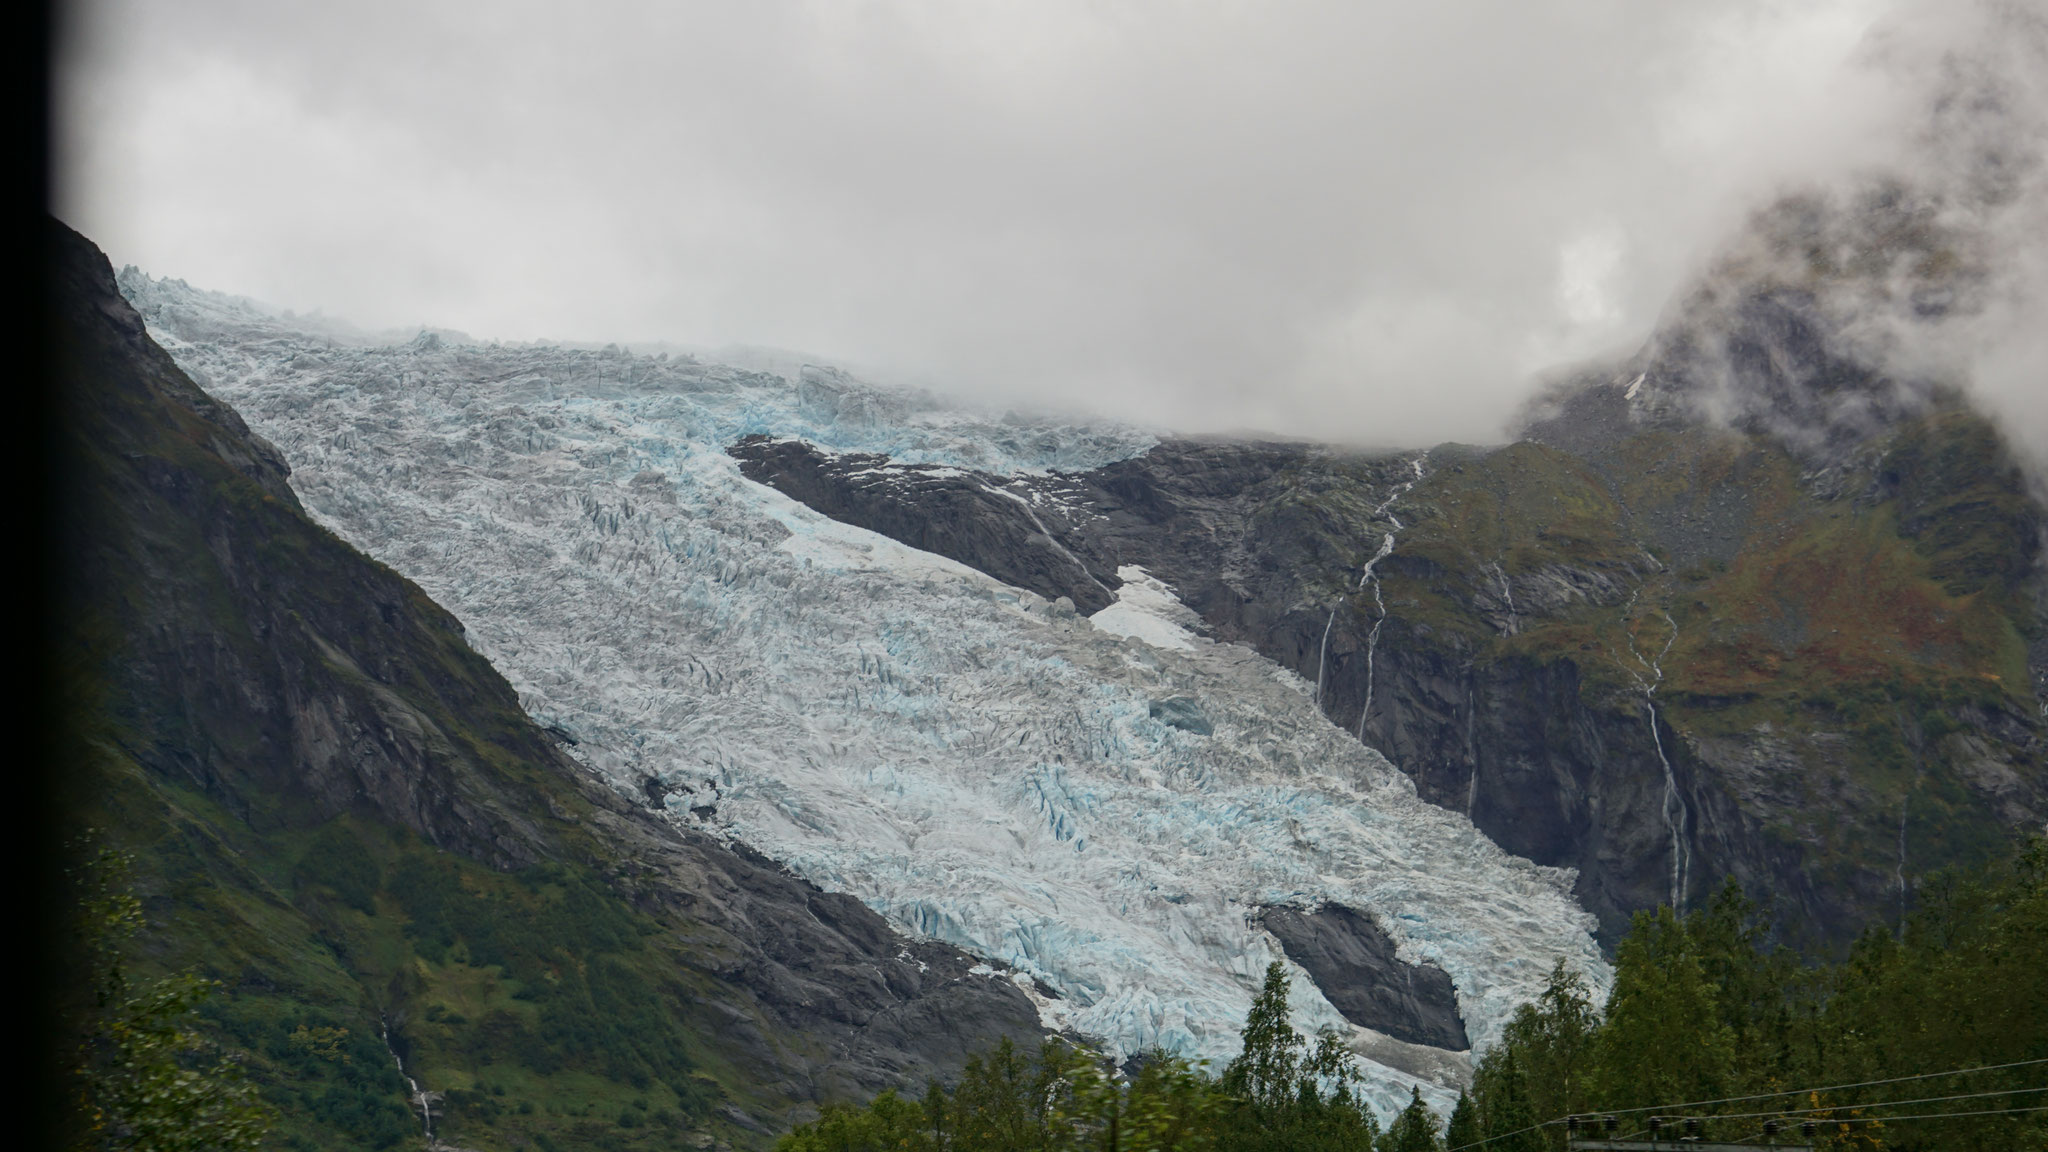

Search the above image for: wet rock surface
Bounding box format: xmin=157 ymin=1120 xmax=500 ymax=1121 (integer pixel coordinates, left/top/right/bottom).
xmin=1259 ymin=905 xmax=1469 ymax=1051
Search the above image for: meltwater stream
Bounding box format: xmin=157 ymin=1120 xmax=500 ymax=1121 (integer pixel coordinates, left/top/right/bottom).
xmin=1623 ymin=595 xmax=1688 ymax=912
xmin=128 ymin=272 xmax=1606 ymax=1117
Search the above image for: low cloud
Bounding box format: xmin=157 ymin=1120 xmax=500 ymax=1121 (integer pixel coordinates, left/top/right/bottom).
xmin=56 ymin=0 xmax=2039 ymax=450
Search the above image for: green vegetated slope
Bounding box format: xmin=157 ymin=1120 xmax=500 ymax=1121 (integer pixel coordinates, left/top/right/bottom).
xmin=1373 ymin=402 xmax=2044 ymax=941
xmin=52 ymin=217 xmax=1042 ymax=1151
xmin=78 ymin=759 xmax=749 ymax=1151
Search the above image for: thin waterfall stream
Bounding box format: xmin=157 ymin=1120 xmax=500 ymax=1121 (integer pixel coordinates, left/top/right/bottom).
xmin=1356 ymin=453 xmax=1428 ymax=735
xmin=1489 ymin=560 xmax=1519 ymax=636
xmin=1307 ymin=452 xmax=1428 ymax=730
xmin=383 ymin=1018 xmax=434 ymax=1144
xmin=1622 ymin=595 xmax=1687 ymax=911
xmin=980 ymin=482 xmax=1115 ymax=602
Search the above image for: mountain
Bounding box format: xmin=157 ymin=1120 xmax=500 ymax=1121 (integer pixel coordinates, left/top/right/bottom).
xmin=115 ymin=250 xmax=1609 ymax=1121
xmin=78 ymin=165 xmax=2046 ymax=1141
xmin=51 ymin=216 xmax=1050 ymax=1151
xmin=728 ymin=195 xmax=2048 ymax=948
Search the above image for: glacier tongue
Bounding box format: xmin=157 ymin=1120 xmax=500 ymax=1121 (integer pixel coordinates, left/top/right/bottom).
xmin=134 ymin=276 xmax=1607 ymax=1118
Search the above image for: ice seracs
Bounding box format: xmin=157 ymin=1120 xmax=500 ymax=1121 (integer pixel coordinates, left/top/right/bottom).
xmin=128 ymin=271 xmax=1609 ymax=1119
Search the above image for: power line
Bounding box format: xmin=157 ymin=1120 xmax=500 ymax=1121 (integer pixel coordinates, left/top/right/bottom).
xmin=1677 ymin=1105 xmax=2048 ymax=1149
xmin=1682 ymin=1083 xmax=2047 ymax=1123
xmin=1580 ymin=1057 xmax=2048 ymax=1118
xmin=1445 ymin=1059 xmax=2048 ymax=1151
xmin=1789 ymin=1103 xmax=2048 ymax=1126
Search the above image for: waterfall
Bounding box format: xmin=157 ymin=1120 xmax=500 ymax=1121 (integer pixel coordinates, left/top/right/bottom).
xmin=1895 ymin=794 xmax=1911 ymax=928
xmin=1348 ymin=452 xmax=1428 ymax=738
xmin=980 ymin=482 xmax=1114 ymax=601
xmin=1623 ymin=598 xmax=1687 ymax=911
xmin=1489 ymin=560 xmax=1518 ymax=636
xmin=1314 ymin=606 xmax=1339 ymax=708
xmin=1354 ymin=532 xmax=1395 ymax=738
xmin=383 ymin=1018 xmax=434 ymax=1144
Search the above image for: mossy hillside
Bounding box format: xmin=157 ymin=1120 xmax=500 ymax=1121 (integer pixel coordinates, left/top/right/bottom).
xmin=74 ymin=733 xmax=780 ymax=1152
xmin=1320 ymin=406 xmax=2040 ymax=924
xmin=1223 ymin=451 xmax=1432 ymax=594
xmin=1378 ymin=441 xmax=1653 ymax=687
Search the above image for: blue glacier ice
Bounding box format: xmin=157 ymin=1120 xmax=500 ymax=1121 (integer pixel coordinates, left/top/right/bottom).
xmin=124 ymin=269 xmax=1608 ymax=1119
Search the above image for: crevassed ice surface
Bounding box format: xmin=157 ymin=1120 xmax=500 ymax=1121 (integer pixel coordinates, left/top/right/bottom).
xmin=127 ymin=272 xmax=1608 ymax=1116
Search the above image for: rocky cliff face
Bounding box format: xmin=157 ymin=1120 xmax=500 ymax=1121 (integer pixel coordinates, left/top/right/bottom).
xmin=53 ymin=218 xmax=1044 ymax=1145
xmin=731 ymin=282 xmax=2047 ymax=951
xmin=1258 ymin=905 xmax=1468 ymax=1051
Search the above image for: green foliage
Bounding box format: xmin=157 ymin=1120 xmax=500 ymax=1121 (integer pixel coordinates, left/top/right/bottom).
xmin=1444 ymin=1093 xmax=1479 ymax=1151
xmin=69 ymin=846 xmax=274 ymax=1152
xmin=1216 ymin=964 xmax=1381 ymax=1152
xmin=1592 ymin=906 xmax=1736 ymax=1108
xmin=1461 ymin=843 xmax=2048 ymax=1151
xmin=73 ymin=746 xmax=751 ymax=1152
xmin=293 ymin=823 xmax=380 ymax=914
xmin=1377 ymin=1087 xmax=1446 ymax=1152
xmin=778 ymin=1089 xmax=932 ymax=1152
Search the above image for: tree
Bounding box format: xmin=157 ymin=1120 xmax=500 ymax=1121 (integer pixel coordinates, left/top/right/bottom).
xmin=1444 ymin=1092 xmax=1480 ymax=1151
xmin=1220 ymin=964 xmax=1305 ymax=1111
xmin=777 ymin=1089 xmax=932 ymax=1152
xmin=1378 ymin=1087 xmax=1446 ymax=1152
xmin=950 ymin=1036 xmax=1078 ymax=1150
xmin=1469 ymin=1047 xmax=1542 ymax=1152
xmin=69 ymin=847 xmax=273 ymax=1152
xmin=1590 ymin=906 xmax=1734 ymax=1110
xmin=1215 ymin=963 xmax=1380 ymax=1152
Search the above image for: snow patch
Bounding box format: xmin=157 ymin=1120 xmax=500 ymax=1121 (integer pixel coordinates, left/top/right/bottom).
xmin=1088 ymin=566 xmax=1204 ymax=652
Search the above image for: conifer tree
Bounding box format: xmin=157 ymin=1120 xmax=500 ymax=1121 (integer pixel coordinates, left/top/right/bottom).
xmin=1444 ymin=1092 xmax=1480 ymax=1151
xmin=1591 ymin=906 xmax=1735 ymax=1110
xmin=1377 ymin=1087 xmax=1446 ymax=1152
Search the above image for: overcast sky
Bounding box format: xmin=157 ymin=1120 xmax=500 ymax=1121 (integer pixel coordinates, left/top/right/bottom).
xmin=55 ymin=0 xmax=2008 ymax=446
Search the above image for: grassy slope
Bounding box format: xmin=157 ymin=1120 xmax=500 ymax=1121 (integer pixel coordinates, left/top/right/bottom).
xmin=75 ymin=744 xmax=781 ymax=1152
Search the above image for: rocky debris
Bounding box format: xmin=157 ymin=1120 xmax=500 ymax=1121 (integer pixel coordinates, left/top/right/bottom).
xmin=1259 ymin=905 xmax=1469 ymax=1052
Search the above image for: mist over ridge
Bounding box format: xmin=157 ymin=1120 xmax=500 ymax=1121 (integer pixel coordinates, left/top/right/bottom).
xmin=57 ymin=0 xmax=2047 ymax=457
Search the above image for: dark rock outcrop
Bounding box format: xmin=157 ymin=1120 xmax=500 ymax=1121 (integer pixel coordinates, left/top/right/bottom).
xmin=731 ymin=435 xmax=1121 ymax=613
xmin=53 ymin=217 xmax=1045 ymax=1112
xmin=1259 ymin=905 xmax=1468 ymax=1051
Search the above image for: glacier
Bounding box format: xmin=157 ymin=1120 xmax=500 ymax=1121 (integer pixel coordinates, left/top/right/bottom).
xmin=123 ymin=269 xmax=1608 ymax=1117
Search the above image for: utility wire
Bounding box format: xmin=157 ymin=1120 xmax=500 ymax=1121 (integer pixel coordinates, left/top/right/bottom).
xmin=1674 ymin=1083 xmax=2047 ymax=1123
xmin=1796 ymin=1103 xmax=2048 ymax=1125
xmin=1444 ymin=1058 xmax=2048 ymax=1151
xmin=1565 ymin=1093 xmax=2043 ymax=1146
xmin=1723 ymin=1105 xmax=2048 ymax=1143
xmin=1578 ymin=1057 xmax=2048 ymax=1117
